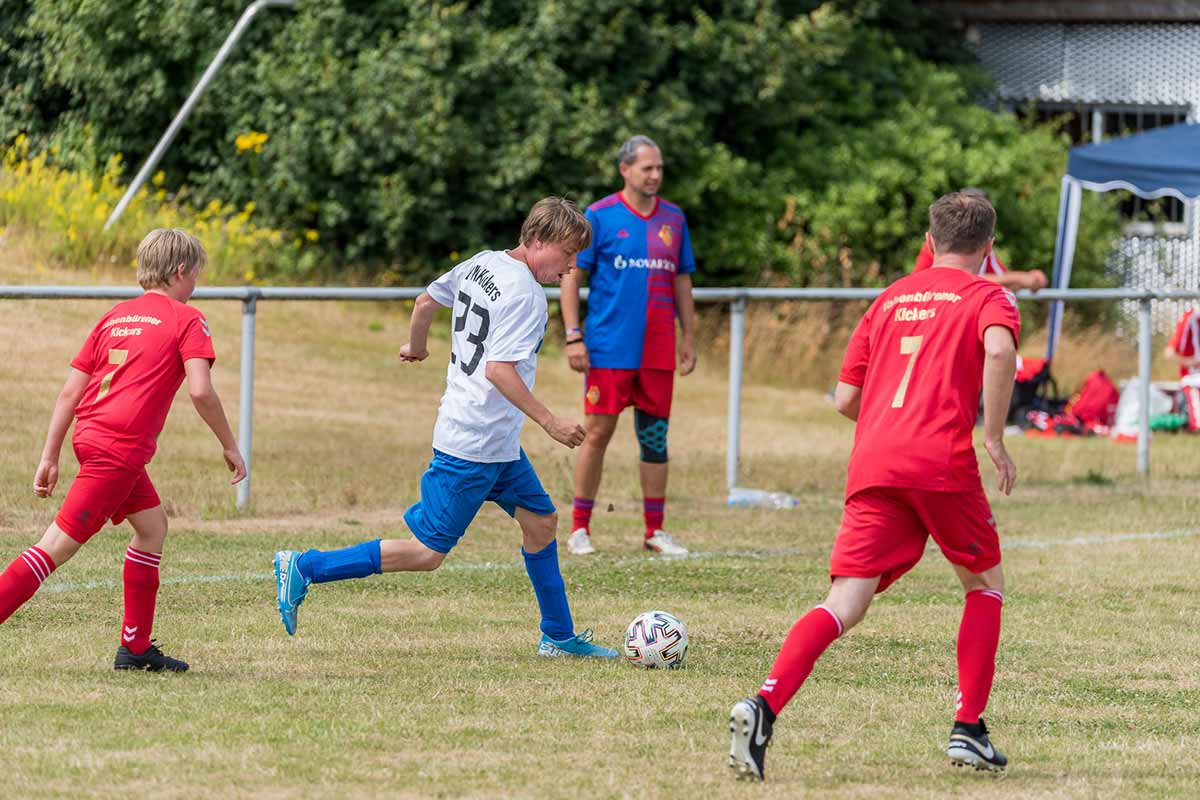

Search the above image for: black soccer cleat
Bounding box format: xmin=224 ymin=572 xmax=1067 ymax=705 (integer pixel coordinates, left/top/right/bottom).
xmin=728 ymin=695 xmax=773 ymax=781
xmin=114 ymin=641 xmax=189 ymax=673
xmin=948 ymin=717 xmax=1007 ymax=772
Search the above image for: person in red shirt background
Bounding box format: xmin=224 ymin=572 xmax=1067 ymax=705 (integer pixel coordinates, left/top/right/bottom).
xmin=728 ymin=191 xmax=1020 ymax=780
xmin=913 ymin=188 xmax=1048 ymax=292
xmin=0 ymin=228 xmax=246 ymax=671
xmin=1164 ymin=306 xmax=1200 ymax=431
xmin=1164 ymin=307 xmax=1199 ymax=378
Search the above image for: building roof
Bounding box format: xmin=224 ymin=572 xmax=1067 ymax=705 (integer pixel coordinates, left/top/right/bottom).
xmin=918 ymin=1 xmax=1200 ymax=22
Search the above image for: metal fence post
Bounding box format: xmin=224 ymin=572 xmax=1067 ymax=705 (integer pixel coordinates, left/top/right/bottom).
xmin=1137 ymin=297 xmax=1152 ymax=476
xmin=726 ymin=296 xmax=746 ymax=493
xmin=237 ymin=295 xmax=258 ymax=509
xmin=6 ymin=284 xmax=1194 ymax=502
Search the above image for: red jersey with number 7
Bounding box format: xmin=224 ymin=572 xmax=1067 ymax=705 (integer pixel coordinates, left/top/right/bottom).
xmin=70 ymin=292 xmax=216 ymax=466
xmin=838 ymin=267 xmax=1020 ymax=497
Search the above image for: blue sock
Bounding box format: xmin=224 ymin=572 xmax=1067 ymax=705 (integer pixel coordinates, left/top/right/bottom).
xmin=296 ymin=539 xmax=382 ymax=584
xmin=521 ymin=540 xmax=574 ymax=641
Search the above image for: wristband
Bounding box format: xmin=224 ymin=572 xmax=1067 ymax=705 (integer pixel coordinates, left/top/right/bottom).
xmin=566 ymin=327 xmax=582 ymax=335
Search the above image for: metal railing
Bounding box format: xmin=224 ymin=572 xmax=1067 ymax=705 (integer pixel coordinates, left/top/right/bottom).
xmin=3 ymin=285 xmax=1197 ymax=509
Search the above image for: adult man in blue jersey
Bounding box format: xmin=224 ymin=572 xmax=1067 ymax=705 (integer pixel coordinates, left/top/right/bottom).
xmin=559 ymin=135 xmax=698 ymax=556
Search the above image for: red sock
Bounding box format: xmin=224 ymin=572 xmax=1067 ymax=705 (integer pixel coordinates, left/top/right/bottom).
xmin=572 ymin=497 xmax=594 ymax=532
xmin=0 ymin=546 xmax=56 ymax=625
xmin=643 ymin=497 xmax=665 ymax=538
xmin=955 ymin=589 xmax=1003 ymax=724
xmin=121 ymin=547 xmax=162 ymax=655
xmin=757 ymin=605 xmax=843 ymax=715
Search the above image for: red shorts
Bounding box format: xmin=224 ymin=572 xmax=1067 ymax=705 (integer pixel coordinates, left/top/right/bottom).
xmin=55 ymin=442 xmax=161 ymax=543
xmin=584 ymin=367 xmax=674 ymax=418
xmin=829 ymin=486 xmax=1001 ymax=593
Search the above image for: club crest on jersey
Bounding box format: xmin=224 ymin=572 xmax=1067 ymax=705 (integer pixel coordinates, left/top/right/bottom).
xmin=657 ymin=225 xmax=674 ymax=246
xmin=587 ymin=385 xmax=601 ymax=405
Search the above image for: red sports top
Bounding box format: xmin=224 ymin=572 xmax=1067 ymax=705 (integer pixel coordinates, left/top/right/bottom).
xmin=70 ymin=292 xmax=215 ymax=466
xmin=838 ymin=267 xmax=1021 ymax=497
xmin=1167 ymin=308 xmax=1199 ymax=378
xmin=914 ymin=239 xmax=1007 ymax=275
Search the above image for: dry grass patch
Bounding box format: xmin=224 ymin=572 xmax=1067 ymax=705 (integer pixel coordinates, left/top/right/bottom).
xmin=1 ymin=252 xmax=1197 ymax=798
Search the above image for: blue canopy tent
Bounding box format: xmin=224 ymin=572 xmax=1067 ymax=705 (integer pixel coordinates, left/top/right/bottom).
xmin=1046 ymin=122 xmax=1200 ymax=359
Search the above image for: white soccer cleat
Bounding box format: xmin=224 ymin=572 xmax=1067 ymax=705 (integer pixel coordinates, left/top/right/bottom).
xmin=644 ymin=531 xmax=688 ymax=555
xmin=567 ymin=528 xmax=596 ymax=555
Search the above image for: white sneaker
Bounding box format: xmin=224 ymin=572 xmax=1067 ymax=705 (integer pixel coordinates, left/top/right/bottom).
xmin=644 ymin=531 xmax=688 ymax=555
xmin=567 ymin=528 xmax=596 ymax=555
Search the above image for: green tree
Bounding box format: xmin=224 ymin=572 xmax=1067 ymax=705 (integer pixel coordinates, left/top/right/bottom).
xmin=0 ymin=0 xmax=1118 ymax=291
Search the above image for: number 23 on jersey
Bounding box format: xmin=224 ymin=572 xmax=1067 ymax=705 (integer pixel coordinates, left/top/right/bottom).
xmin=450 ymin=290 xmax=491 ymax=376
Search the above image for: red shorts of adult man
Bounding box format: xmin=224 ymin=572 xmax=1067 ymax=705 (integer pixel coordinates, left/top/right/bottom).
xmin=583 ymin=367 xmax=674 ymax=419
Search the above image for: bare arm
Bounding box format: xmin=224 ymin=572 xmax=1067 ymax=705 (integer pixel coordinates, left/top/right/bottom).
xmin=560 ymin=268 xmax=589 ymax=373
xmin=833 ymin=381 xmax=862 ymax=421
xmin=34 ymin=368 xmax=91 ymax=497
xmin=185 ymin=358 xmax=247 ymax=484
xmin=675 ymin=272 xmax=697 ymax=376
xmin=484 ymin=360 xmax=585 ymax=447
xmin=1164 ymin=345 xmax=1200 ymax=368
xmin=399 ymin=292 xmax=442 ymax=361
xmin=989 ymin=270 xmax=1047 ymax=292
xmin=981 ymin=325 xmax=1018 ymax=495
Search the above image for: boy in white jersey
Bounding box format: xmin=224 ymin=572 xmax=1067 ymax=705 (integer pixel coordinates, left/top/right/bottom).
xmin=273 ymin=198 xmax=618 ymax=658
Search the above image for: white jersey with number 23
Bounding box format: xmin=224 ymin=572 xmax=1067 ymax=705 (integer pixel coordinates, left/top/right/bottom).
xmin=425 ymin=250 xmax=547 ymax=463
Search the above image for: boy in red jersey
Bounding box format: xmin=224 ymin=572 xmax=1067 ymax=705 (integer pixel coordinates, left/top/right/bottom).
xmin=0 ymin=228 xmax=246 ymax=671
xmin=728 ymin=192 xmax=1020 ymax=780
xmin=1164 ymin=306 xmax=1199 ymax=379
xmin=1164 ymin=307 xmax=1200 ymax=431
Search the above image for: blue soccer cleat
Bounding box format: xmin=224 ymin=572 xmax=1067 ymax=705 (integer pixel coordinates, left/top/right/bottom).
xmin=536 ymin=628 xmax=619 ymax=659
xmin=274 ymin=550 xmax=311 ymax=636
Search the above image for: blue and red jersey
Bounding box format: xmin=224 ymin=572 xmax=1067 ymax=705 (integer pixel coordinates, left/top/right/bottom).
xmin=577 ymin=193 xmax=696 ymax=370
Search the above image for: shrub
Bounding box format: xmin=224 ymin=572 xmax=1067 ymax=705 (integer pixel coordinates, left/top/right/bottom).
xmin=0 ymin=0 xmax=1120 ymax=293
xmin=0 ymin=134 xmax=318 ymax=281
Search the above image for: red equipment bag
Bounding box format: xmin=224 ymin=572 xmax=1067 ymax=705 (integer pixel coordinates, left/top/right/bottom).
xmin=1065 ymin=370 xmax=1120 ymax=427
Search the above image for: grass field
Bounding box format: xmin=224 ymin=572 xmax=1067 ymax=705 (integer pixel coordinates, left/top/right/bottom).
xmin=1 ymin=257 xmax=1198 ymax=798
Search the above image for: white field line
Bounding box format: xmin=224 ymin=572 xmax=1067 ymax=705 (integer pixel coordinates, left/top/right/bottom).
xmin=37 ymin=528 xmax=1200 ymax=595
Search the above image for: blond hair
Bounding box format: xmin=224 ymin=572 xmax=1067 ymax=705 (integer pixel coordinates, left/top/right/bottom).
xmin=519 ymin=197 xmax=591 ymax=253
xmin=136 ymin=228 xmax=207 ymax=289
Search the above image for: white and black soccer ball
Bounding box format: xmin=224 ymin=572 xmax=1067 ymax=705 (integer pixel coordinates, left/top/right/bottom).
xmin=623 ymin=610 xmax=688 ymax=669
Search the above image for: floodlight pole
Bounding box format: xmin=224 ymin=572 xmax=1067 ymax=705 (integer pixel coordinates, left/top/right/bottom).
xmin=102 ymin=0 xmax=297 ymax=233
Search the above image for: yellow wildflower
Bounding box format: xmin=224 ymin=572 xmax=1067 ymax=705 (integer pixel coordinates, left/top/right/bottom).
xmin=235 ymin=131 xmax=269 ymax=153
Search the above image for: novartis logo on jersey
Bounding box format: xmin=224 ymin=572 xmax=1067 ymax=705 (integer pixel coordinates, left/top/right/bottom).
xmin=613 ymin=255 xmax=677 ymax=272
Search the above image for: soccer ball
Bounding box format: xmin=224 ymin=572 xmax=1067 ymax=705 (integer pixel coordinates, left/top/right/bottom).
xmin=623 ymin=610 xmax=688 ymax=669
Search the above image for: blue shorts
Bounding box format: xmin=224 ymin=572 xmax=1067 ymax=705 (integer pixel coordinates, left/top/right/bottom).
xmin=404 ymin=449 xmax=556 ymax=554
